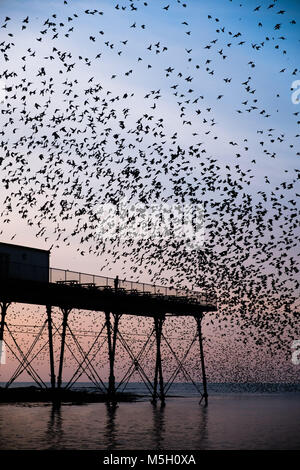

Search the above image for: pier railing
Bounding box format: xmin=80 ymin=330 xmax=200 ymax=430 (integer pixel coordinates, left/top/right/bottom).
xmin=0 ymin=261 xmax=216 ymax=306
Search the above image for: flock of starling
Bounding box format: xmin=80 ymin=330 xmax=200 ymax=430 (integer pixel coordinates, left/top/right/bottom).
xmin=0 ymin=0 xmax=299 ymax=382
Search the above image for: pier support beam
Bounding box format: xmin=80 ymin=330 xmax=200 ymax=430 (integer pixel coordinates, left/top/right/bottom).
xmin=46 ymin=305 xmax=56 ymax=390
xmin=152 ymin=314 xmax=165 ymax=406
xmin=0 ymin=302 xmax=10 ymax=365
xmin=195 ymin=314 xmax=208 ymax=406
xmin=57 ymin=307 xmax=72 ymax=390
xmin=105 ymin=311 xmax=121 ymax=399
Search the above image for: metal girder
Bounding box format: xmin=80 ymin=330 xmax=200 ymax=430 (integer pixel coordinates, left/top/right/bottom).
xmin=0 ymin=301 xmax=10 ymax=341
xmin=65 ymin=322 xmax=107 ymax=392
xmin=4 ymin=322 xmax=47 ymax=389
xmin=57 ymin=307 xmax=72 ymax=389
xmin=116 ymin=328 xmax=155 ymax=395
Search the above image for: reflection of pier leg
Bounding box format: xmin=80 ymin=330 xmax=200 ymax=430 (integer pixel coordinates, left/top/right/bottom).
xmin=57 ymin=307 xmax=71 ymax=390
xmin=0 ymin=302 xmax=10 ymax=341
xmin=152 ymin=315 xmax=165 ymax=405
xmin=195 ymin=315 xmax=208 ymax=406
xmin=105 ymin=401 xmax=118 ymax=449
xmin=105 ymin=311 xmax=121 ymax=399
xmin=152 ymin=353 xmax=159 ymax=405
xmin=46 ymin=305 xmax=56 ymax=390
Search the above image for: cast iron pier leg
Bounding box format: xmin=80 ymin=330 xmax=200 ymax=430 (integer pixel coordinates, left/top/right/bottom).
xmin=46 ymin=305 xmax=56 ymax=390
xmin=0 ymin=302 xmax=9 ymax=365
xmin=105 ymin=311 xmax=121 ymax=399
xmin=152 ymin=315 xmax=165 ymax=406
xmin=0 ymin=302 xmax=9 ymax=342
xmin=57 ymin=307 xmax=71 ymax=390
xmin=195 ymin=314 xmax=208 ymax=406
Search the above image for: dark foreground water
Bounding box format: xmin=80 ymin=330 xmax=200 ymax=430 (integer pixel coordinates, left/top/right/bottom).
xmin=0 ymin=383 xmax=300 ymax=450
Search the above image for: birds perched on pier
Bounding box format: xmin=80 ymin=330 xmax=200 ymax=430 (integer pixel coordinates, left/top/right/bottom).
xmin=0 ymin=0 xmax=299 ymax=382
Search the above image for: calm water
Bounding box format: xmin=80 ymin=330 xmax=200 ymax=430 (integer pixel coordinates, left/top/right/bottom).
xmin=0 ymin=383 xmax=300 ymax=450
